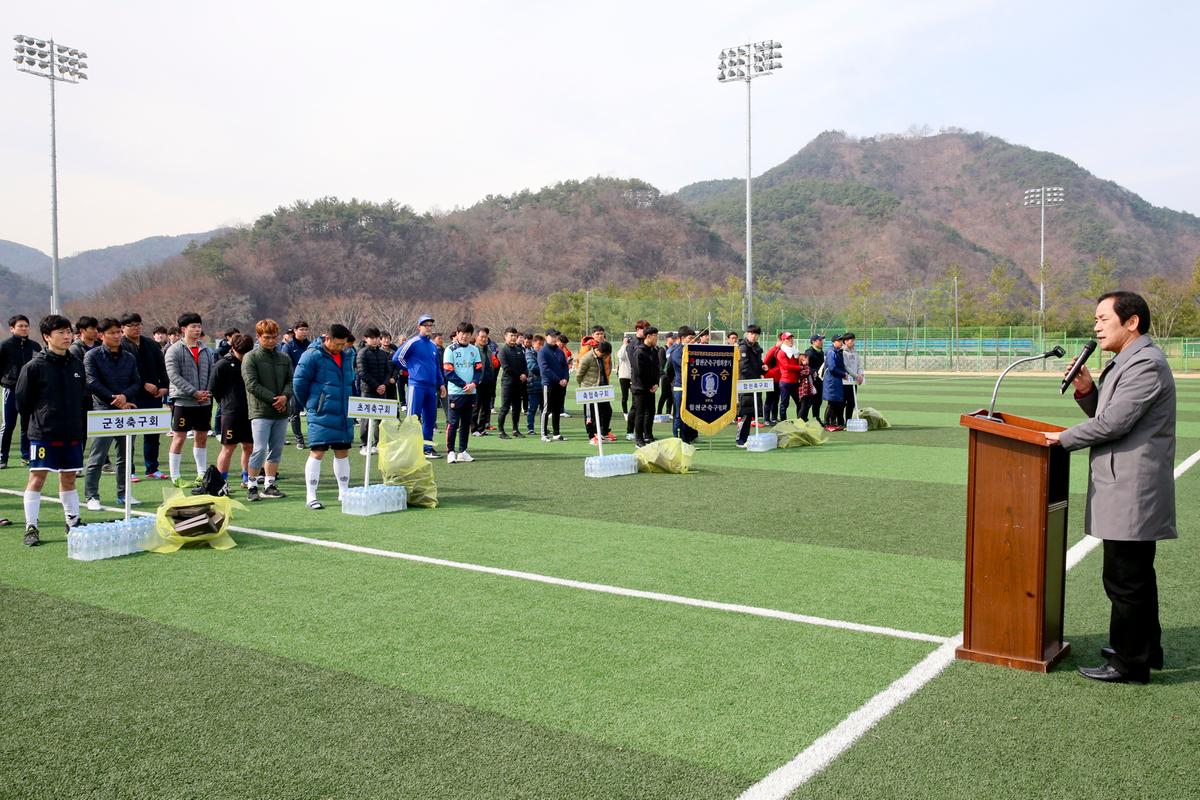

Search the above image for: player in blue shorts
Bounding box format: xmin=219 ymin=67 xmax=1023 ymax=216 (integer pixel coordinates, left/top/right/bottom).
xmin=14 ymin=315 xmax=88 ymax=546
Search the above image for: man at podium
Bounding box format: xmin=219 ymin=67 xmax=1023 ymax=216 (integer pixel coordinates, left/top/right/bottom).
xmin=1045 ymin=291 xmax=1177 ymax=684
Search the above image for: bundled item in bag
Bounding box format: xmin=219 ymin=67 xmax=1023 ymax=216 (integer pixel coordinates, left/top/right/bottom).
xmin=635 ymin=437 xmax=695 ymax=474
xmin=771 ymin=418 xmax=829 ymax=447
xmin=377 ymin=416 xmax=439 ymax=508
xmin=150 ymin=488 xmax=242 ymax=553
xmin=857 ymin=407 xmax=892 ymax=430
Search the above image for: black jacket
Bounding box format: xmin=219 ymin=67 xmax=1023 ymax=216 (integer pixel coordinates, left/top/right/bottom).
xmin=805 ymin=346 xmax=825 ymax=383
xmin=15 ymin=350 xmax=86 ymax=441
xmin=84 ymin=346 xmax=142 ymax=410
xmin=121 ymin=334 xmax=168 ymax=407
xmin=69 ymin=340 xmax=101 ymax=411
xmin=1 ymin=335 xmax=42 ymax=389
xmin=632 ymin=342 xmax=660 ymax=392
xmin=739 ymin=340 xmax=764 ymax=380
xmin=209 ymin=354 xmax=248 ymax=420
xmin=498 ymin=343 xmax=527 ymax=383
xmin=355 ymin=345 xmax=393 ymax=392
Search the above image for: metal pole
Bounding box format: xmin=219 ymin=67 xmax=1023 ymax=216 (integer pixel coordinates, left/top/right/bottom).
xmin=744 ymin=77 xmax=754 ymax=326
xmin=594 ymin=402 xmax=604 ymax=457
xmin=1039 ymin=188 xmax=1046 ymax=329
xmin=49 ymin=41 xmax=61 ymax=315
xmin=124 ymin=434 xmax=132 ymax=521
xmin=363 ymin=418 xmax=374 ymax=488
xmin=953 ymin=275 xmax=959 ymax=372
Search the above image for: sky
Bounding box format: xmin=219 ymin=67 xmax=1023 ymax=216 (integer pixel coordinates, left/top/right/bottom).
xmin=3 ymin=0 xmax=1197 ymax=256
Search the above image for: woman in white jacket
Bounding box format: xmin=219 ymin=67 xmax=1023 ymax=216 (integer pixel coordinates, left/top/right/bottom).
xmin=841 ymin=332 xmax=864 ymax=419
xmin=617 ymin=336 xmax=633 ymax=419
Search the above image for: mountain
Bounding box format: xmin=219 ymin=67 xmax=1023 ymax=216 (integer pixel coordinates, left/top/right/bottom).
xmin=675 ymin=130 xmax=1200 ymax=295
xmin=0 ymin=265 xmax=53 ymax=316
xmin=0 ymin=229 xmax=226 ymax=298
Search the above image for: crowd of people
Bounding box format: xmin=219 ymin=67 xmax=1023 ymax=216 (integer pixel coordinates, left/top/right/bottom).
xmin=1 ymin=308 xmax=864 ymax=546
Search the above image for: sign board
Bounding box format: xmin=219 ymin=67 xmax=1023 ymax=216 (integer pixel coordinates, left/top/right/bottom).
xmin=348 ymin=396 xmax=400 ymax=419
xmin=737 ymin=379 xmax=774 ymax=393
xmin=575 ymin=386 xmax=616 ymax=404
xmin=680 ymin=344 xmax=738 ymax=435
xmin=87 ymin=408 xmax=171 ymax=436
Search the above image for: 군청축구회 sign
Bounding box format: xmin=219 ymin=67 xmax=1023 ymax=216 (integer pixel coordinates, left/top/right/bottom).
xmin=680 ymin=344 xmax=738 ymax=435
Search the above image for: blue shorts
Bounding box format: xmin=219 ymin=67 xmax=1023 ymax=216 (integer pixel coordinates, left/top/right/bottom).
xmin=29 ymin=440 xmax=84 ymax=473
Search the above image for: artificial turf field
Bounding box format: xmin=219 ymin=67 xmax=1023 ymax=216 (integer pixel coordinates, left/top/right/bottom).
xmin=1 ymin=373 xmax=1197 ymax=799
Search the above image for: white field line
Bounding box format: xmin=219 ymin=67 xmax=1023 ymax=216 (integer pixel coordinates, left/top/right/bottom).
xmin=0 ymin=487 xmax=948 ymax=646
xmin=738 ymin=445 xmax=1200 ymax=800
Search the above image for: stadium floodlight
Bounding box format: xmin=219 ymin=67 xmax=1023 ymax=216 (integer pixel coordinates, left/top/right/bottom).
xmin=717 ymin=39 xmax=782 ymax=327
xmin=12 ymin=34 xmax=89 ymax=314
xmin=1023 ymin=186 xmax=1066 ymax=327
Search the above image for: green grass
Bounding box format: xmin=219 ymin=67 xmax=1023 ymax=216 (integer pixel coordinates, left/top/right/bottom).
xmin=0 ymin=373 xmax=1196 ymax=798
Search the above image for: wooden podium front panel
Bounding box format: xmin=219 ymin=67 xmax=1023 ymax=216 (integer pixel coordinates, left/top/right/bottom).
xmin=963 ymin=429 xmax=1048 ymax=662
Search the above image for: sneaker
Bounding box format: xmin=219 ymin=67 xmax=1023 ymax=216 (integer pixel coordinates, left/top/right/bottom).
xmin=471 ymin=431 xmax=483 ymax=437
xmin=370 ymin=446 xmax=378 ymax=455
xmin=511 ymin=430 xmax=525 ymax=438
xmin=0 ymin=461 xmax=6 ymax=469
xmin=560 ymin=412 xmax=571 ymax=418
xmin=625 ymin=433 xmax=635 ymax=441
xmin=130 ymin=474 xmax=142 ymax=483
xmin=541 ymin=435 xmax=553 ymax=442
xmin=306 ymin=500 xmax=324 ymax=510
xmin=735 ymin=441 xmax=748 ymax=448
xmin=457 ymin=451 xmax=474 ymax=463
xmin=526 ymin=429 xmax=536 ymax=436
xmin=552 ymin=434 xmax=566 ymax=441
xmin=359 ymin=446 xmax=370 ymax=456
xmin=150 ymin=471 xmax=169 ymax=480
xmin=296 ymin=439 xmax=307 ymax=450
xmin=64 ymin=516 xmax=86 ymax=534
xmin=498 ymin=432 xmax=511 ymax=440
xmin=424 ymin=449 xmax=442 ymax=459
xmin=604 ymin=432 xmax=617 ymax=442
xmin=247 ymin=485 xmax=261 ymax=502
xmin=187 ymin=431 xmax=195 ymax=439
xmin=260 ymin=484 xmax=286 ymax=499
xmin=447 ymin=451 xmax=458 ymax=464
xmin=86 ymin=497 xmax=102 ymax=512
xmin=116 ymin=495 xmax=142 ymax=506
xmin=589 ymin=436 xmax=599 ymax=446
xmin=101 ymin=464 xmax=115 ymax=475
xmin=24 ymin=525 xmax=40 ymax=546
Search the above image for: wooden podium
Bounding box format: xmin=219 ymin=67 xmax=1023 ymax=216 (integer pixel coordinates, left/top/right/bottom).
xmin=957 ymin=411 xmax=1071 ymax=672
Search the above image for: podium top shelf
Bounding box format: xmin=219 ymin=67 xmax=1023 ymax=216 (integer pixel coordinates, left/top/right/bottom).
xmin=960 ymin=411 xmax=1065 ymax=446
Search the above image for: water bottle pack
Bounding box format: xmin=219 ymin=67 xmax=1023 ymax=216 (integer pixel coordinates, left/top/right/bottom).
xmin=584 ymin=453 xmax=639 ymax=478
xmin=341 ymin=485 xmax=408 ymax=516
xmin=746 ymin=432 xmax=779 ymax=452
xmin=68 ymin=516 xmax=157 ymax=561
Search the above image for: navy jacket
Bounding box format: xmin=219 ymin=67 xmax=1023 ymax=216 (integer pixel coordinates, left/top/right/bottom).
xmin=0 ymin=335 xmax=42 ymax=389
xmin=537 ymin=344 xmax=569 ymax=387
xmin=84 ymin=346 xmax=142 ymax=410
xmin=822 ymin=347 xmax=847 ymax=402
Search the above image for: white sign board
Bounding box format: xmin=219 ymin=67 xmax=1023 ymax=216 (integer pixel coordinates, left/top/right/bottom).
xmin=575 ymin=386 xmax=616 ymax=404
xmin=348 ymin=396 xmax=400 ymax=419
xmin=87 ymin=408 xmax=171 ymax=436
xmin=737 ymin=379 xmax=774 ymax=393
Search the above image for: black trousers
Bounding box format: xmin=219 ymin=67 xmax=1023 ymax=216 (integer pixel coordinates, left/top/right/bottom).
xmin=585 ymin=401 xmax=613 ymax=438
xmin=808 ymin=378 xmax=823 ymax=423
xmin=497 ymin=381 xmax=526 ymax=433
xmin=620 ymin=378 xmax=632 ymax=415
xmin=632 ymin=390 xmax=656 ymax=444
xmin=823 ymin=400 xmax=846 ymax=428
xmin=735 ymin=393 xmax=761 ymax=443
xmin=844 ymin=383 xmax=857 ymax=419
xmin=657 ymin=377 xmax=672 ymax=414
xmin=472 ymin=382 xmax=496 ymax=432
xmin=446 ymin=394 xmax=476 ymax=453
xmin=779 ymin=382 xmax=804 ymax=421
xmin=763 ymin=387 xmax=779 ymax=422
xmin=541 ymin=384 xmax=566 ymax=436
xmin=1102 ymin=539 xmax=1162 ymax=678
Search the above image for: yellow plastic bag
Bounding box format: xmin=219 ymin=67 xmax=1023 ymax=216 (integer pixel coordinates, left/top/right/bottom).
xmin=150 ymin=488 xmax=243 ymax=553
xmin=772 ymin=418 xmax=829 ymax=447
xmin=858 ymin=407 xmax=892 ymax=430
xmin=635 ymin=437 xmax=696 ymax=474
xmin=378 ymin=416 xmax=439 ymax=508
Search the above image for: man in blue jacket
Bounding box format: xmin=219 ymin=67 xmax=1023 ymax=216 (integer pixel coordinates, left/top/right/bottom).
xmin=537 ymin=330 xmax=570 ymax=441
xmin=667 ymin=326 xmax=698 ymax=443
xmin=281 ymin=320 xmax=311 ymax=448
xmin=393 ymin=314 xmax=446 ymax=458
xmin=293 ymin=324 xmax=357 ymax=510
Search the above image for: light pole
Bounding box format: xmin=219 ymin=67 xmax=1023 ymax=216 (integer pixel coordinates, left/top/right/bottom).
xmin=1023 ymin=186 xmax=1064 ymax=333
xmin=13 ymin=34 xmax=89 ymax=314
xmin=718 ymin=39 xmax=781 ymax=328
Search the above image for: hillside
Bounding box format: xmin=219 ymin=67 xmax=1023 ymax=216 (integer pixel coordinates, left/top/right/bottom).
xmin=676 ymin=130 xmax=1200 ymax=295
xmin=0 ymin=265 xmax=51 ymax=316
xmin=0 ymin=229 xmax=225 ymax=298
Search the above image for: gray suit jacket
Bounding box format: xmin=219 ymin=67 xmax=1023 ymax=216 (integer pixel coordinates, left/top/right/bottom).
xmin=1058 ymin=335 xmax=1176 ymax=541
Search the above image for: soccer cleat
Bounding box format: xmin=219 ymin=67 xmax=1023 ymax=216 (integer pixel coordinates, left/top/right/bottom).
xmin=260 ymin=484 xmax=286 ymax=499
xmin=85 ymin=497 xmax=102 ymax=512
xmin=65 ymin=516 xmax=86 ymax=534
xmin=457 ymin=451 xmax=474 ymax=463
xmin=447 ymin=451 xmax=458 ymax=464
xmin=247 ymin=485 xmax=261 ymax=502
xmin=24 ymin=525 xmax=40 ymax=546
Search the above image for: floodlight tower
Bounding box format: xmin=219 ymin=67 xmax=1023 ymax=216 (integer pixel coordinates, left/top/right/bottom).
xmin=13 ymin=34 xmax=89 ymax=314
xmin=1023 ymin=186 xmax=1064 ymax=329
xmin=718 ymin=40 xmax=781 ymax=328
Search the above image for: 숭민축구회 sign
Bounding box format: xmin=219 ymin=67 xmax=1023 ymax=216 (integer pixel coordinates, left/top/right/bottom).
xmin=680 ymin=344 xmax=738 ymax=435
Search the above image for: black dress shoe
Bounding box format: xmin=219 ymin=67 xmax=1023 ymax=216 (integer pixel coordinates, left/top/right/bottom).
xmin=1100 ymin=646 xmax=1164 ymax=670
xmin=1078 ymin=664 xmax=1148 ymax=684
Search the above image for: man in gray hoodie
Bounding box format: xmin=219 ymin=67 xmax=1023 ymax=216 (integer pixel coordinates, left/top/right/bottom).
xmin=164 ymin=312 xmax=215 ymax=484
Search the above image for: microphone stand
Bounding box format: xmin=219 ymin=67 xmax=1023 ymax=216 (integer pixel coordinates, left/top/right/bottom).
xmin=981 ymin=348 xmax=1066 ymax=422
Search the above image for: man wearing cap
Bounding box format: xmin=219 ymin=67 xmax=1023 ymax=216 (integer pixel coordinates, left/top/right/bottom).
xmin=804 ymin=334 xmax=826 ymax=423
xmin=734 ymin=325 xmax=764 ymax=448
xmin=393 ymin=315 xmax=446 ymax=458
xmin=667 ymin=326 xmax=698 ymax=443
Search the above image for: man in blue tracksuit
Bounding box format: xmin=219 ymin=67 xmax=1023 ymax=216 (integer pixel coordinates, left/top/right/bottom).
xmin=393 ymin=314 xmax=446 ymax=458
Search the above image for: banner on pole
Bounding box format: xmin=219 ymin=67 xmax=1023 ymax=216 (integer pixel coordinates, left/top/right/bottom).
xmin=348 ymin=396 xmax=400 ymax=419
xmin=680 ymin=344 xmax=738 ymax=435
xmin=87 ymin=408 xmax=171 ymax=436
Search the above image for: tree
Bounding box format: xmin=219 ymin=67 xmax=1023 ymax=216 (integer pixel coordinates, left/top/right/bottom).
xmin=845 ymin=278 xmax=881 ymax=331
xmin=1142 ymin=258 xmax=1200 ymax=340
xmin=1083 ymin=255 xmax=1118 ymax=304
xmin=543 ymin=289 xmax=585 ymax=337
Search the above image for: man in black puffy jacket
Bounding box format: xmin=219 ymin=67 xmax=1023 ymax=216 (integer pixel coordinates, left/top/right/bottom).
xmin=1 ymin=314 xmax=42 ymax=467
xmin=631 ymin=327 xmax=661 ymax=447
xmin=735 ymin=325 xmax=764 ymax=447
xmin=355 ymin=327 xmax=394 ymax=452
xmin=495 ymin=327 xmax=528 ymax=438
xmin=14 ymin=315 xmax=87 ymax=545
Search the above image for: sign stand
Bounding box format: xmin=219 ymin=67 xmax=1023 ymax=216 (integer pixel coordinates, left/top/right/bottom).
xmin=576 ymin=385 xmax=635 ymax=478
xmin=344 ymin=396 xmax=405 ymax=515
xmin=348 ymin=396 xmax=401 ymax=488
xmin=736 ymin=378 xmax=777 ymax=452
xmin=86 ymin=408 xmax=171 ymax=522
xmin=123 ymin=434 xmax=133 ymax=520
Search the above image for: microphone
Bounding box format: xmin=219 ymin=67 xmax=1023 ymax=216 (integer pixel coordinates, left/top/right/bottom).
xmin=1060 ymin=340 xmax=1097 ymax=394
xmin=980 ymin=346 xmax=1067 ymax=421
